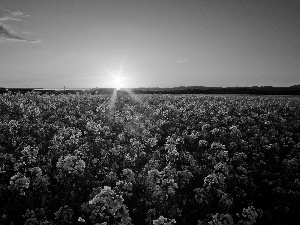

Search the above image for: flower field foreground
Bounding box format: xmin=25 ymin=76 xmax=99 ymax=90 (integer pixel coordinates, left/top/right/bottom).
xmin=1 ymin=92 xmax=300 ymax=225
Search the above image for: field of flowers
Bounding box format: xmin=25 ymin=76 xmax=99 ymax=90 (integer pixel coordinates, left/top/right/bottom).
xmin=0 ymin=92 xmax=300 ymax=225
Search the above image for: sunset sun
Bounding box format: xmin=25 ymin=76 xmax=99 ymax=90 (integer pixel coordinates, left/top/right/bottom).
xmin=112 ymin=74 xmax=123 ymax=90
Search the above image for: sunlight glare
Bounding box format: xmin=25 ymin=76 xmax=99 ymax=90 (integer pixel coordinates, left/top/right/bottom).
xmin=104 ymin=61 xmax=141 ymax=114
xmin=112 ymin=73 xmax=123 ymax=90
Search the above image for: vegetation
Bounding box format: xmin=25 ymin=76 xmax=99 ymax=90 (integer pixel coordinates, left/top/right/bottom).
xmin=0 ymin=92 xmax=300 ymax=225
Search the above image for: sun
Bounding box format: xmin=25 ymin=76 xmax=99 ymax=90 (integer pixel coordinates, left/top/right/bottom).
xmin=112 ymin=74 xmax=123 ymax=90
xmin=105 ymin=62 xmax=128 ymax=90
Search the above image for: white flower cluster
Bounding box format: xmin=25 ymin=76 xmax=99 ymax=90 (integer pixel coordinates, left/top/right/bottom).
xmin=56 ymin=154 xmax=86 ymax=175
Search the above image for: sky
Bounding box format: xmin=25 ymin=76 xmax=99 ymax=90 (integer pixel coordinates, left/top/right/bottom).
xmin=0 ymin=0 xmax=299 ymax=89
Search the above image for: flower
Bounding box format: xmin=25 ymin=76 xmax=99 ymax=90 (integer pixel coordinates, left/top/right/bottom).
xmin=78 ymin=217 xmax=85 ymax=222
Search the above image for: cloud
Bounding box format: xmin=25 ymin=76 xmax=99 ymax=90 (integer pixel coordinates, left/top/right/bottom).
xmin=0 ymin=23 xmax=39 ymax=43
xmin=0 ymin=9 xmax=30 ymax=21
xmin=0 ymin=9 xmax=39 ymax=43
xmin=178 ymin=60 xmax=188 ymax=63
xmin=0 ymin=24 xmax=24 ymax=40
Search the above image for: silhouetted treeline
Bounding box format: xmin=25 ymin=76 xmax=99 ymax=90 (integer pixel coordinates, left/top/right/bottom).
xmin=127 ymin=86 xmax=300 ymax=95
xmin=1 ymin=86 xmax=300 ymax=95
xmin=0 ymin=88 xmax=116 ymax=95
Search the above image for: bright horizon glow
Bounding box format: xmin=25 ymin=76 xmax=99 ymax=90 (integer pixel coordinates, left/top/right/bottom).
xmin=112 ymin=74 xmax=123 ymax=90
xmin=107 ymin=68 xmax=128 ymax=90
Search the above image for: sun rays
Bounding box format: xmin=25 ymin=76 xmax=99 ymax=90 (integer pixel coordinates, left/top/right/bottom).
xmin=111 ymin=71 xmax=126 ymax=90
xmin=106 ymin=63 xmax=140 ymax=113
